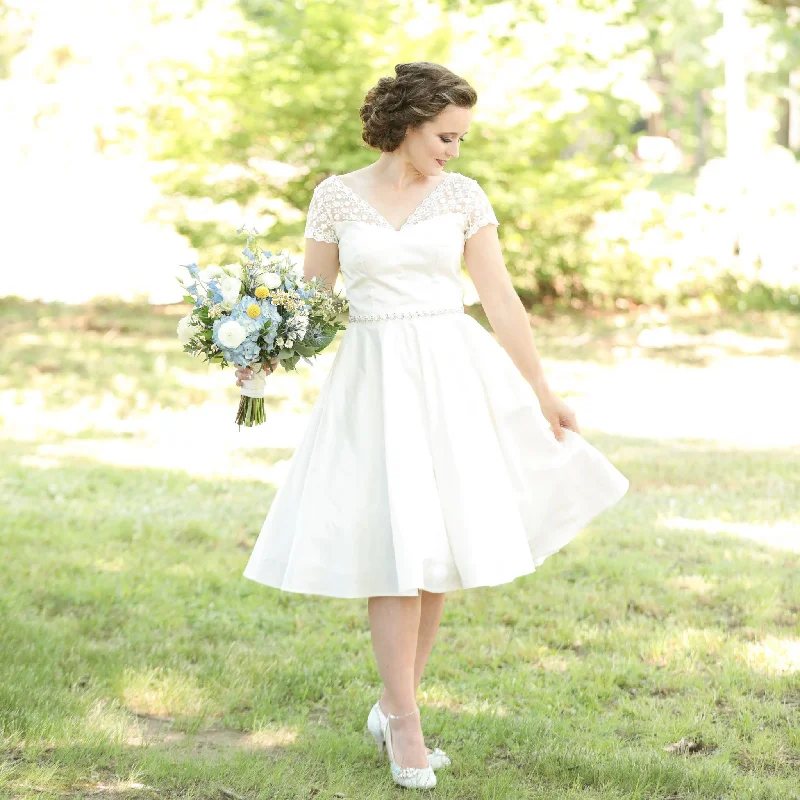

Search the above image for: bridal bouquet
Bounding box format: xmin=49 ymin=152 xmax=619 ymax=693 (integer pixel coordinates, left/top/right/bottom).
xmin=176 ymin=225 xmax=347 ymax=427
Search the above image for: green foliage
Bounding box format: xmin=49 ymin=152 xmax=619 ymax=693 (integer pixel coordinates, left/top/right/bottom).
xmin=149 ymin=0 xmax=649 ymax=303
xmin=585 ymin=147 xmax=800 ymax=310
xmin=2 ymin=296 xmax=800 ymax=796
xmin=150 ymin=0 xmax=415 ymax=257
xmin=147 ymin=0 xmax=800 ymax=311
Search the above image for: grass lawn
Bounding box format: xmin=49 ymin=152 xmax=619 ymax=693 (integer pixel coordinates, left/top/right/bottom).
xmin=1 ymin=296 xmax=798 ymax=799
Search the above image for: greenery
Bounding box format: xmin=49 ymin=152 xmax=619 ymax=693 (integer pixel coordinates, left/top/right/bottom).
xmin=3 ymin=1 xmax=800 ymax=794
xmin=1 ymin=297 xmax=798 ymax=797
xmin=142 ymin=0 xmax=800 ymax=311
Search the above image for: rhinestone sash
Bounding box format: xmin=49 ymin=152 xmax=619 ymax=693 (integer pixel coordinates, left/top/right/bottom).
xmin=348 ymin=305 xmax=465 ymax=323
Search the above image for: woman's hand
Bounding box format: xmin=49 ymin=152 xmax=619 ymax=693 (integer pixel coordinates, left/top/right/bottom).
xmin=235 ymin=357 xmax=280 ymax=387
xmin=537 ymin=388 xmax=580 ymax=443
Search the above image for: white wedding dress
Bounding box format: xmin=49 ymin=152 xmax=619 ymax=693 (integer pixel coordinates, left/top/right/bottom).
xmin=243 ymin=171 xmax=630 ymax=598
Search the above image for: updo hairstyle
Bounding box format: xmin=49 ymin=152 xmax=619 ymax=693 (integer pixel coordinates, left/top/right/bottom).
xmin=359 ymin=62 xmax=477 ymax=153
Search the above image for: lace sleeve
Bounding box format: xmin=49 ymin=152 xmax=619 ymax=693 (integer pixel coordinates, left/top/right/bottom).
xmin=304 ymin=180 xmax=339 ymax=244
xmin=464 ymin=179 xmax=500 ymax=242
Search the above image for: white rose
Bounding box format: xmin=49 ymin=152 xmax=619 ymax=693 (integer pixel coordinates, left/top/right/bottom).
xmin=257 ymin=271 xmax=282 ymax=290
xmin=221 ymin=262 xmax=245 ymax=281
xmin=177 ymin=314 xmax=201 ymax=345
xmin=219 ymin=276 xmax=242 ymax=307
xmin=218 ymin=320 xmax=247 ymax=349
xmin=199 ymin=265 xmax=226 ymax=283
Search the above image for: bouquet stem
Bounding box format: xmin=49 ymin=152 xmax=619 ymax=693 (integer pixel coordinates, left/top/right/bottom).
xmin=236 ymin=362 xmax=268 ymax=428
xmin=235 ymin=395 xmax=266 ymax=428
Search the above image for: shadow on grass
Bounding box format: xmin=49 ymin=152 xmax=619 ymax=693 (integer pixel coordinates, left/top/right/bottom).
xmin=1 ymin=430 xmax=798 ymax=797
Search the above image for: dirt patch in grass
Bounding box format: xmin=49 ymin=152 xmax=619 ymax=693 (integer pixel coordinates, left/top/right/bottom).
xmin=124 ymin=711 xmax=296 ymax=756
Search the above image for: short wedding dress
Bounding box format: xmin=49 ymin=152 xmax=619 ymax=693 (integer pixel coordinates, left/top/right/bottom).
xmin=243 ymin=171 xmax=630 ymax=598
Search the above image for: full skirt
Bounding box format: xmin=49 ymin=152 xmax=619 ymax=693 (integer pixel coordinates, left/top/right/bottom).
xmin=243 ymin=313 xmax=630 ymax=598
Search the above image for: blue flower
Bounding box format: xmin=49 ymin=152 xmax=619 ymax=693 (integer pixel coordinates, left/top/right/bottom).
xmin=243 ymin=248 xmax=255 ymax=260
xmin=207 ymin=278 xmax=224 ymax=304
xmin=230 ymin=295 xmax=279 ymax=338
xmin=259 ymin=297 xmax=282 ymax=326
xmin=239 ymin=296 xmax=283 ymax=347
xmin=183 ymin=262 xmax=200 ymax=278
xmin=213 ymin=324 xmax=261 ymax=366
xmin=212 ymin=315 xmax=260 ymax=364
xmin=230 ymin=338 xmax=261 ymax=366
xmin=211 ymin=315 xmax=231 ymax=347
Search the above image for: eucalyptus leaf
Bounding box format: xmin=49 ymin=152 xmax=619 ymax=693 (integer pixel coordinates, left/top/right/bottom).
xmin=316 ymin=331 xmax=336 ymax=349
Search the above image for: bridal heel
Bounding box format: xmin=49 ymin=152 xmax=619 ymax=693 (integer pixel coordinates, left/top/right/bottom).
xmin=381 ymin=705 xmax=437 ymax=789
xmin=367 ymin=702 xmax=387 ymax=755
xmin=367 ymin=701 xmax=451 ymax=770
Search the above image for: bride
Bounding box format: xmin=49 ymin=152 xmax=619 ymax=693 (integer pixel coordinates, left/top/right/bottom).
xmin=235 ymin=61 xmax=629 ymax=790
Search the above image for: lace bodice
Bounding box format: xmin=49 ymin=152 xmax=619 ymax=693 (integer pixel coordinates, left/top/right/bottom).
xmin=302 ymin=171 xmax=500 ymax=319
xmin=304 ymin=171 xmax=499 ymax=243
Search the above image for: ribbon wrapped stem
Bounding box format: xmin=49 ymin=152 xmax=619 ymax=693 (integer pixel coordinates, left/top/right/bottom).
xmin=235 ymin=362 xmax=268 ymax=428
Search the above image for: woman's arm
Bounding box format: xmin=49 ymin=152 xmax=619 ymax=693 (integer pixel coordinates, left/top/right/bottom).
xmin=463 ymin=225 xmax=551 ymax=398
xmin=464 ymin=225 xmax=579 ymax=442
xmin=303 ymin=238 xmax=340 ymax=294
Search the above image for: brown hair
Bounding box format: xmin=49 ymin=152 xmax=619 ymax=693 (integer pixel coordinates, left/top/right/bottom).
xmin=359 ymin=62 xmax=478 ymax=152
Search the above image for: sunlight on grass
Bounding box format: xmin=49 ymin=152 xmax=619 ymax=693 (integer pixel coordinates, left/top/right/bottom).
xmin=2 ymin=299 xmax=799 ymax=798
xmin=645 ymin=629 xmax=727 ymax=669
xmin=94 ymin=558 xmax=125 ymax=573
xmin=4 ymin=309 xmax=800 ymax=491
xmin=740 ymin=636 xmax=800 ymax=676
xmin=668 ymin=575 xmax=716 ymax=595
xmin=119 ymin=715 xmax=299 ymax=750
xmin=418 ymin=686 xmax=516 ymax=716
xmin=660 ymin=517 xmax=800 ymax=553
xmin=122 ymin=666 xmax=219 ymax=719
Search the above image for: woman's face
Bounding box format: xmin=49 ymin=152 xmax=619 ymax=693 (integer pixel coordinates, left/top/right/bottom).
xmin=403 ymin=105 xmax=473 ymax=176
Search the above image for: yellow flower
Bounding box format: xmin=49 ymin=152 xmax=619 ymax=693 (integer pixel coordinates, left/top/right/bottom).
xmin=255 ymin=286 xmax=270 ymax=299
xmin=246 ymin=303 xmax=261 ymax=318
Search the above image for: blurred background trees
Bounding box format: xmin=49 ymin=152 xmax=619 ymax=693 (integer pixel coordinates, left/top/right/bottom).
xmin=2 ymin=0 xmax=799 ymax=311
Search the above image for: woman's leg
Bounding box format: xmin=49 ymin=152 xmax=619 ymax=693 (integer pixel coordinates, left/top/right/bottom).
xmin=412 ymin=590 xmax=446 ymax=692
xmin=368 ymin=594 xmax=429 ymax=768
xmin=377 ymin=590 xmax=446 ymax=754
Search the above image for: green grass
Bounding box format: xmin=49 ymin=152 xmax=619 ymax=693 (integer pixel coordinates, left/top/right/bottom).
xmin=1 ymin=297 xmax=799 ymax=799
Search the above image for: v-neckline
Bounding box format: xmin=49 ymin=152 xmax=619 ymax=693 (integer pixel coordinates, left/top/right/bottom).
xmin=332 ymin=172 xmax=452 ymax=232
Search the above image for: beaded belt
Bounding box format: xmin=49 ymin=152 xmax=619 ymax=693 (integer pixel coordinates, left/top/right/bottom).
xmin=348 ymin=305 xmax=464 ymax=323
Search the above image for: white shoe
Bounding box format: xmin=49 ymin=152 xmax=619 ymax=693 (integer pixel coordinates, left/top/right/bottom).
xmin=367 ymin=701 xmax=451 ymax=770
xmin=380 ymin=704 xmax=437 ymax=789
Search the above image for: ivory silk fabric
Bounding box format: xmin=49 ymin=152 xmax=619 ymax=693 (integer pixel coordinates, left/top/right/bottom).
xmin=242 ymin=171 xmax=630 ymax=598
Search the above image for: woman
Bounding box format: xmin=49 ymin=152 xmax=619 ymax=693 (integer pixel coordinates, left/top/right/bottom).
xmin=237 ymin=62 xmax=630 ymax=789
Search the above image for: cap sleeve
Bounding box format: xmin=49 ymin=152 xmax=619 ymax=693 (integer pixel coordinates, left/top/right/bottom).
xmin=304 ymin=180 xmax=339 ymax=244
xmin=464 ymin=179 xmax=500 ymax=242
